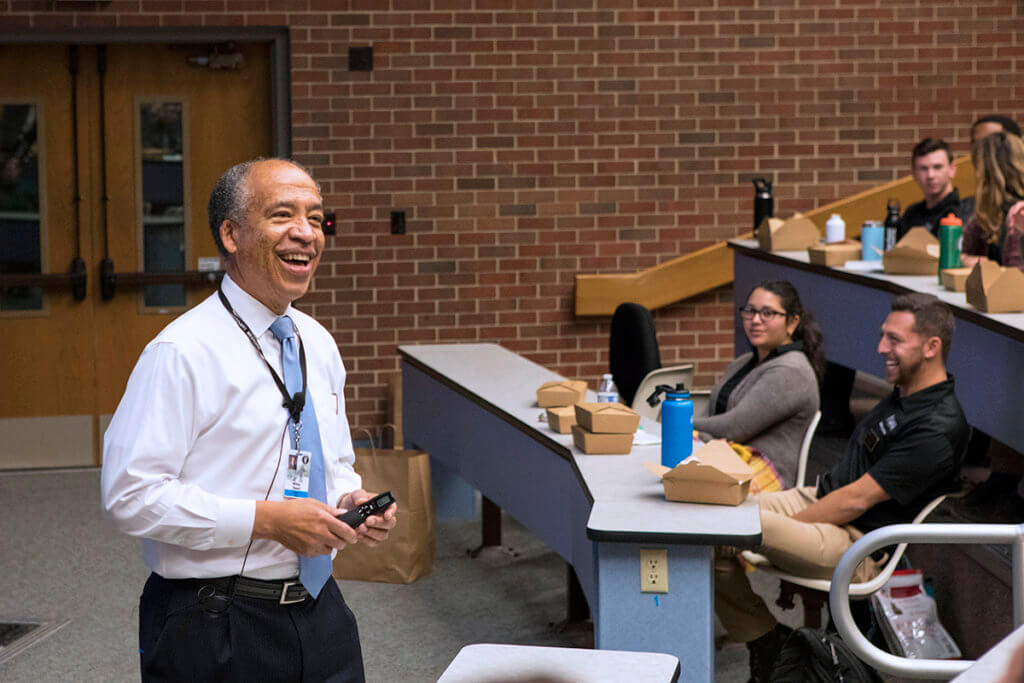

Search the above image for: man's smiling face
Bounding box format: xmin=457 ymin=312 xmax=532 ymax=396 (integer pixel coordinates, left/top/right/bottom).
xmin=877 ymin=311 xmax=927 ymax=389
xmin=221 ymin=160 xmax=325 ymax=314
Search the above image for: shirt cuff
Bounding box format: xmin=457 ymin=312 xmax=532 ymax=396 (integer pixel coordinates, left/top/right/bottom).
xmin=335 ymin=469 xmax=363 ymax=504
xmin=214 ymin=498 xmax=256 ymax=548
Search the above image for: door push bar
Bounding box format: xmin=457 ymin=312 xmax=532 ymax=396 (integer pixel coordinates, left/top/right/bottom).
xmin=99 ymin=258 xmax=223 ymax=300
xmin=0 ymin=257 xmax=87 ymax=301
xmin=830 ymin=522 xmax=1024 ymax=680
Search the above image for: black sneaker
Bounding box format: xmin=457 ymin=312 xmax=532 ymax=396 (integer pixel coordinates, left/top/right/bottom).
xmin=746 ymin=623 xmax=793 ymax=683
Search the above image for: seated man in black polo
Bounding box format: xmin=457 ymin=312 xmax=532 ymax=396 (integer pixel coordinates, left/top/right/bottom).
xmin=898 ymin=137 xmax=974 ymax=239
xmin=715 ymin=293 xmax=970 ymax=683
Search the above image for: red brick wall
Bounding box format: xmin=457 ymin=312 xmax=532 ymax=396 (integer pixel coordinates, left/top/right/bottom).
xmin=5 ymin=0 xmax=1024 ymax=428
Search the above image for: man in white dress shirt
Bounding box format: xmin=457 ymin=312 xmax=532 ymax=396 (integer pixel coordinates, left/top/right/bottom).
xmin=102 ymin=159 xmax=395 ymax=682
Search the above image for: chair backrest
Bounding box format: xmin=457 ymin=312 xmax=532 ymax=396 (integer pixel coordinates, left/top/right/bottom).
xmin=847 ymin=493 xmax=950 ymax=597
xmin=795 ymin=410 xmax=822 ymax=489
xmin=689 ymin=389 xmax=711 ymax=423
xmin=630 ymin=365 xmax=696 ymax=420
xmin=609 ymin=302 xmax=661 ymax=406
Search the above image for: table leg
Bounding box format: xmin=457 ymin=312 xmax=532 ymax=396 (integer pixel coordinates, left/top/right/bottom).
xmin=468 ymin=496 xmax=521 ymax=559
xmin=481 ymin=495 xmax=501 ymax=547
xmin=568 ymin=565 xmax=591 ymax=623
xmin=594 ymin=542 xmax=713 ymax=682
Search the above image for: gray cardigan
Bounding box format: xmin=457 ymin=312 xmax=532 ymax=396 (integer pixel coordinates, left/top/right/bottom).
xmin=693 ymin=350 xmax=819 ymax=488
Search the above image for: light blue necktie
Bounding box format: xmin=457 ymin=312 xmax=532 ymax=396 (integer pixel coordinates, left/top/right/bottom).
xmin=270 ymin=315 xmax=332 ymax=598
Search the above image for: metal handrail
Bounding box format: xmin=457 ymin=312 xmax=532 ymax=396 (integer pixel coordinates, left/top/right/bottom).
xmin=830 ymin=522 xmax=1024 ymax=680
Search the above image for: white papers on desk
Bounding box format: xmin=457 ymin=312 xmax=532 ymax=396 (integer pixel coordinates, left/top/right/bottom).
xmin=633 ymin=428 xmax=705 ymax=450
xmin=633 ymin=426 xmax=660 ymax=446
xmin=842 ymin=259 xmax=884 ymax=272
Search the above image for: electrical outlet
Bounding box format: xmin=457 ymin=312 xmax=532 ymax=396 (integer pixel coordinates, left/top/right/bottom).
xmin=640 ymin=549 xmax=668 ymax=593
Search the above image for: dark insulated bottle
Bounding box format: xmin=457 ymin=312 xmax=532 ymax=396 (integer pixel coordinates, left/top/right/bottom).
xmin=884 ymin=198 xmax=901 ymax=250
xmin=753 ymin=178 xmax=773 ymax=237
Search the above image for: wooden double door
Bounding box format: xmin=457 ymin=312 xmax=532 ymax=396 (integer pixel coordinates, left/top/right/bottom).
xmin=0 ymin=42 xmax=272 ymax=468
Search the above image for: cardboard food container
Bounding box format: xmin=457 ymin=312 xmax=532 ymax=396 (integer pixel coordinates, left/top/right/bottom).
xmin=644 ymin=440 xmax=753 ymax=506
xmin=536 ymin=380 xmax=588 ymax=408
xmin=546 ymin=406 xmax=577 ymax=434
xmin=757 ymin=214 xmax=821 ymax=252
xmin=941 ymin=267 xmax=972 ymax=292
xmin=574 ymin=402 xmax=641 ymax=434
xmin=965 ymin=260 xmax=1024 ymax=313
xmin=882 ymin=228 xmax=940 ymax=275
xmin=807 ymin=241 xmax=861 ymax=267
xmin=571 ymin=424 xmax=634 ymax=455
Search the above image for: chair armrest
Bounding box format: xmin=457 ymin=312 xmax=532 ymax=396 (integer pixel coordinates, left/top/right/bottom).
xmin=830 ymin=522 xmax=1024 ymax=679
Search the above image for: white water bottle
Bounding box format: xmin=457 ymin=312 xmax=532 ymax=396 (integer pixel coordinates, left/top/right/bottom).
xmin=597 ymin=373 xmax=619 ymax=403
xmin=825 ymin=213 xmax=846 ymax=243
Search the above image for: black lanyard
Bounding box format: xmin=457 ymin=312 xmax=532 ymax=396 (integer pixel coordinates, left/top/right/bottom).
xmin=218 ymin=286 xmax=308 ymax=425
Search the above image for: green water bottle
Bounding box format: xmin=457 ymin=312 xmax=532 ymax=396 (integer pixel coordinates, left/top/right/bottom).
xmin=938 ymin=213 xmax=963 ymax=283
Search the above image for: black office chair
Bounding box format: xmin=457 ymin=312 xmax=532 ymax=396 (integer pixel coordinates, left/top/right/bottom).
xmin=609 ymin=303 xmax=697 ymax=418
xmin=609 ymin=303 xmax=660 ymax=407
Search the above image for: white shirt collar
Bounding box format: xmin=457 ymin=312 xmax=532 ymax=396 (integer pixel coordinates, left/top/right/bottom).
xmin=220 ymin=273 xmax=294 ymax=338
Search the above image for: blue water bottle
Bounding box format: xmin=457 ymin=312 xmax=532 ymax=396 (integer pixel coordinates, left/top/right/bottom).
xmin=650 ymin=383 xmax=693 ymax=468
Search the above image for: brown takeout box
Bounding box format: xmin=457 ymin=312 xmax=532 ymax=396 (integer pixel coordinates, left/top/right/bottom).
xmin=883 ymin=228 xmax=940 ymax=275
xmin=572 ymin=424 xmax=634 ymax=455
xmin=536 ymin=380 xmax=588 ymax=408
xmin=546 ymin=406 xmax=577 ymax=434
xmin=574 ymin=402 xmax=641 ymax=434
xmin=941 ymin=267 xmax=972 ymax=292
xmin=757 ymin=214 xmax=821 ymax=252
xmin=965 ymin=260 xmax=1024 ymax=313
xmin=808 ymin=241 xmax=862 ymax=267
xmin=644 ymin=440 xmax=753 ymax=506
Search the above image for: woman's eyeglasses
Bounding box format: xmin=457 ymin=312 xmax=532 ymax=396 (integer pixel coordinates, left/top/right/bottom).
xmin=738 ymin=306 xmax=787 ymax=321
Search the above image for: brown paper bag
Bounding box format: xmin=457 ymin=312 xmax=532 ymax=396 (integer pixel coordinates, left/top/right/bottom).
xmin=332 ymin=426 xmax=435 ymax=584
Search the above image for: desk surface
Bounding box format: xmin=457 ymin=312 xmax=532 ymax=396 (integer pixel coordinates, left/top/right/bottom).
xmin=438 ymin=644 xmax=681 ymax=683
xmin=952 ymin=623 xmax=1024 ymax=682
xmin=729 ymin=238 xmax=1024 ymax=340
xmin=399 ymin=343 xmax=761 ymax=545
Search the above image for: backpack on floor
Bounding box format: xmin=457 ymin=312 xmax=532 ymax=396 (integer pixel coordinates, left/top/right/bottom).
xmin=770 ymin=627 xmax=883 ymax=683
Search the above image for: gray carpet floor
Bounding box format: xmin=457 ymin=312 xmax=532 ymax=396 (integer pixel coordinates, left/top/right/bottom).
xmin=0 ymin=468 xmax=810 ymax=682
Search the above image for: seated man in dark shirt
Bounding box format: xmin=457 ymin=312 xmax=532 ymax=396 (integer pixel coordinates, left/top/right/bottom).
xmin=716 ymin=293 xmax=970 ymax=683
xmin=898 ymin=137 xmax=974 ymax=238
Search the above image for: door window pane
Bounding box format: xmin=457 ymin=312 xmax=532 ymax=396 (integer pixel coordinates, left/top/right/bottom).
xmin=139 ymin=102 xmax=185 ymax=307
xmin=0 ymin=104 xmax=42 ymax=311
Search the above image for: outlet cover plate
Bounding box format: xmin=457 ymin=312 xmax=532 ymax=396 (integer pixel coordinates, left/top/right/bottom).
xmin=640 ymin=548 xmax=668 ymax=593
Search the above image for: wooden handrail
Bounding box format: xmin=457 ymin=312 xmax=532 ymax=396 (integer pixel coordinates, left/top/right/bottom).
xmin=574 ymin=157 xmax=975 ymax=316
xmin=573 ymin=237 xmax=743 ymax=316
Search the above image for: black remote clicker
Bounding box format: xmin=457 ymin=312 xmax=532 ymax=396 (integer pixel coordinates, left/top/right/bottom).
xmin=337 ymin=491 xmax=396 ymax=528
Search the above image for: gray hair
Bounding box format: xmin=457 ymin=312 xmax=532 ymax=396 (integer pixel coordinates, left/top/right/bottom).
xmin=206 ymin=158 xmax=320 ymax=258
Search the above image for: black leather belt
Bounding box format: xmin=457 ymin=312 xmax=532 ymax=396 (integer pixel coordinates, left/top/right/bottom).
xmin=183 ymin=576 xmax=310 ymax=605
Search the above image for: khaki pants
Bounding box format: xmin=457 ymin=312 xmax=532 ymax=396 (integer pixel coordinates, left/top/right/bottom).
xmin=715 ymin=487 xmax=880 ymax=642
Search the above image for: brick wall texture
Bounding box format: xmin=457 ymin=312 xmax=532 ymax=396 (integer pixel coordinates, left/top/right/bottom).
xmin=5 ymin=0 xmax=1024 ymax=428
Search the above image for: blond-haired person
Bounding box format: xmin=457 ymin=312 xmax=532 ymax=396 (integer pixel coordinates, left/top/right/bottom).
xmin=962 ymin=131 xmax=1024 ymax=269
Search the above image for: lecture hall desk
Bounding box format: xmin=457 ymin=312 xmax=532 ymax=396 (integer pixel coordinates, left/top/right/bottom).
xmin=400 ymin=343 xmax=760 ymax=682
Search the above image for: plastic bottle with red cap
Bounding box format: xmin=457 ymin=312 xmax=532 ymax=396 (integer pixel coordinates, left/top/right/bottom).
xmin=938 ymin=213 xmax=963 ymax=283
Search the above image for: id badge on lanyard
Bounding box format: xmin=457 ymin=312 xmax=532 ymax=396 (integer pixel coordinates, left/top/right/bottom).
xmin=283 ymin=419 xmax=312 ymax=498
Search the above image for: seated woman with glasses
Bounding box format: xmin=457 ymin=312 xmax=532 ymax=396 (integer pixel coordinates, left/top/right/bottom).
xmin=693 ymin=280 xmax=824 ymax=489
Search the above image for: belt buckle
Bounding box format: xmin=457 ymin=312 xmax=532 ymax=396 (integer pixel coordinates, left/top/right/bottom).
xmin=279 ymin=580 xmax=304 ymax=605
